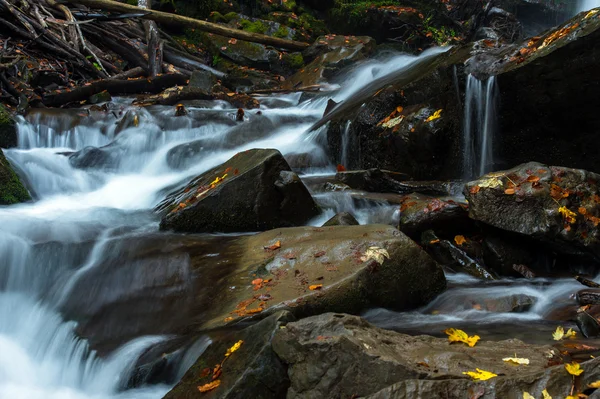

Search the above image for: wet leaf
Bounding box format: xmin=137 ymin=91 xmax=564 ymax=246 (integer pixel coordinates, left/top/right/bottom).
xmin=425 ymin=109 xmax=443 ymax=122
xmin=444 ymin=328 xmax=480 ymax=347
xmin=198 ymin=379 xmax=221 ymax=392
xmin=478 ymin=177 xmax=503 ymax=189
xmin=454 ymin=235 xmax=467 ymax=246
xmin=503 ymin=357 xmax=530 ymax=365
xmin=225 ymin=340 xmax=243 ymax=357
xmin=542 ymin=390 xmax=552 ymax=399
xmin=588 ymin=380 xmax=600 ymax=388
xmin=505 ymin=188 xmax=516 ymax=195
xmin=360 ymin=246 xmax=390 ymax=265
xmin=559 ymin=206 xmax=577 ymax=224
xmin=523 ymin=393 xmax=535 ymax=399
xmin=264 ymin=240 xmax=281 ymax=251
xmin=553 ymin=326 xmax=577 ymax=340
xmin=309 ymin=284 xmax=323 ymax=290
xmin=429 ymin=239 xmax=440 ymax=244
xmin=336 ymin=164 xmax=347 ymax=172
xmin=526 ymin=175 xmax=541 ymax=182
xmin=565 ymin=361 xmax=584 ymax=376
xmin=462 ymin=368 xmax=497 ymax=381
xmin=469 ymin=185 xmax=481 ymax=194
xmin=314 ymin=251 xmax=326 ymax=258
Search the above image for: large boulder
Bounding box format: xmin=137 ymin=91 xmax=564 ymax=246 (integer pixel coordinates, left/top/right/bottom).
xmin=63 ymin=224 xmax=445 ymax=353
xmin=0 ymin=149 xmax=30 ymax=205
xmin=464 ymin=162 xmax=600 ymax=259
xmin=272 ymin=313 xmax=570 ymax=399
xmin=157 ymin=149 xmax=320 ymax=233
xmin=398 ymin=193 xmax=470 ymax=238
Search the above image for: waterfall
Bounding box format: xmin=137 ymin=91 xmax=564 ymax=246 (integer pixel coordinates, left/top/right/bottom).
xmin=577 ymin=0 xmax=600 ymax=12
xmin=463 ymin=74 xmax=498 ymax=179
xmin=340 ymin=120 xmax=352 ymax=167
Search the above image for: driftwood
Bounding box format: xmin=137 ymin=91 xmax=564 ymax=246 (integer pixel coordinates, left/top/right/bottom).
xmin=576 ymin=275 xmax=600 ymax=288
xmin=70 ymin=0 xmax=310 ymax=51
xmin=42 ymin=73 xmax=188 ymax=106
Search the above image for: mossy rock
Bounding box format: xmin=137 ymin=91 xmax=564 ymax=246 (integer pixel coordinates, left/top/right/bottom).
xmin=0 ymin=104 xmax=17 ymax=149
xmin=0 ymin=149 xmax=31 ymax=205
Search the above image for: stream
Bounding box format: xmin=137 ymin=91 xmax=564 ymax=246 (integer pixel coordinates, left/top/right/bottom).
xmin=0 ymin=46 xmax=596 ymax=398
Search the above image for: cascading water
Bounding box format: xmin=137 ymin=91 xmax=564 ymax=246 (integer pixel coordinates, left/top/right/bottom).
xmin=577 ymin=0 xmax=600 ymax=13
xmin=462 ymin=74 xmax=498 ymax=179
xmin=0 ymin=49 xmax=446 ymax=398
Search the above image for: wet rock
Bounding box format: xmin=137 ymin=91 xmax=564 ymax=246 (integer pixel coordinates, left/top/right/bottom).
xmin=435 ymin=292 xmax=535 ymax=314
xmin=422 ymin=230 xmax=496 ymax=280
xmin=163 ymin=311 xmax=293 ymax=399
xmin=577 ymin=289 xmax=600 ymax=306
xmin=0 ymin=149 xmax=31 ymax=205
xmin=272 ymin=313 xmax=560 ymax=399
xmin=68 ymin=146 xmax=120 ymax=170
xmin=576 ymin=275 xmax=600 ymax=288
xmin=115 ymin=109 xmax=142 ymax=135
xmin=133 ymin=86 xmax=212 ymax=107
xmin=157 ymin=149 xmax=319 ymax=233
xmin=464 ymin=162 xmax=600 ymax=260
xmin=512 ymin=263 xmax=537 ymax=279
xmin=285 ymin=35 xmax=376 ymax=89
xmin=67 ymin=224 xmax=445 ymax=353
xmin=284 ymin=152 xmax=329 ymax=170
xmin=0 ymin=104 xmax=17 ymax=149
xmin=87 ymin=90 xmax=112 ymax=104
xmin=335 ymin=169 xmax=409 ymax=192
xmin=482 ymin=233 xmax=537 ymax=277
xmin=576 ymin=310 xmax=600 ymax=338
xmin=211 ymin=34 xmax=279 ymax=70
xmin=189 ymin=70 xmax=217 ymax=92
xmin=398 ymin=193 xmax=469 ymax=238
xmin=322 ymin=212 xmax=359 ymax=227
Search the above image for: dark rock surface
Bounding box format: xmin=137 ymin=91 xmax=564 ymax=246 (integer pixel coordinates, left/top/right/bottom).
xmin=0 ymin=149 xmax=31 ymax=205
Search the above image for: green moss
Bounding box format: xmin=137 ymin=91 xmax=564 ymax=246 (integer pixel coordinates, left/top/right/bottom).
xmin=239 ymin=19 xmax=268 ymax=34
xmin=223 ymin=11 xmax=239 ymax=22
xmin=282 ymin=53 xmax=304 ymax=69
xmin=208 ymin=11 xmax=227 ymax=23
xmin=0 ymin=150 xmax=30 ymax=205
xmin=273 ymin=25 xmax=289 ymax=38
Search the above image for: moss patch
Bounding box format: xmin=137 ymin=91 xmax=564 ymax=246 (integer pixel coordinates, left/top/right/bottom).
xmin=0 ymin=149 xmax=30 ymax=205
xmin=239 ymin=19 xmax=268 ymax=34
xmin=282 ymin=52 xmax=304 ymax=69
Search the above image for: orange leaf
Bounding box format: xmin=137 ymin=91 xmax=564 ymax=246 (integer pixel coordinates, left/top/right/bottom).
xmin=469 ymin=185 xmax=481 ymax=194
xmin=336 ymin=164 xmax=347 ymax=172
xmin=579 ymin=207 xmax=587 ymax=215
xmin=454 ymin=235 xmax=467 ymax=246
xmin=264 ymin=241 xmax=281 ymax=251
xmin=429 ymin=239 xmax=440 ymax=244
xmin=504 ymin=188 xmax=515 ymax=195
xmin=198 ymin=380 xmax=221 ymax=392
xmin=309 ymin=284 xmax=323 ymax=290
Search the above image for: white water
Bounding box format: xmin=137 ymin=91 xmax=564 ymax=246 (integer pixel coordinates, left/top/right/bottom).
xmin=0 ymin=49 xmax=446 ymax=398
xmin=463 ymin=74 xmax=498 ymax=178
xmin=577 ymin=0 xmax=600 ymax=12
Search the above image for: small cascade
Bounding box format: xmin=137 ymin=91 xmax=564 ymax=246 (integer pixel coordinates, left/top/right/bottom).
xmin=577 ymin=0 xmax=600 ymax=13
xmin=340 ymin=120 xmax=352 ymax=167
xmin=462 ymin=74 xmax=498 ymax=179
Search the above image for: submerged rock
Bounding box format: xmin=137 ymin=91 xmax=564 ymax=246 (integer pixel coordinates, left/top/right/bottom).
xmin=0 ymin=149 xmax=30 ymax=205
xmin=272 ymin=313 xmax=562 ymax=399
xmin=464 ymin=162 xmax=600 ymax=260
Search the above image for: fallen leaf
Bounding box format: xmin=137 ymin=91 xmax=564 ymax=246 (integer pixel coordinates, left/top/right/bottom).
xmin=588 ymin=380 xmax=600 ymax=388
xmin=470 ymin=185 xmax=481 ymax=194
xmin=523 ymin=393 xmax=535 ymax=399
xmin=425 ymin=109 xmax=443 ymax=122
xmin=454 ymin=235 xmax=467 ymax=246
xmin=337 ymin=164 xmax=347 ymax=172
xmin=360 ymin=247 xmax=390 ymax=265
xmin=526 ymin=175 xmax=541 ymax=182
xmin=444 ymin=328 xmax=480 ymax=347
xmin=264 ymin=240 xmax=281 ymax=251
xmin=565 ymin=361 xmax=584 ymax=376
xmin=505 ymin=188 xmax=516 ymax=195
xmin=559 ymin=206 xmax=577 ymax=224
xmin=252 ymin=278 xmax=263 ymax=286
xmin=314 ymin=251 xmax=326 ymax=258
xmin=429 ymin=239 xmax=440 ymax=244
xmin=503 ymin=357 xmax=530 ymax=365
xmin=462 ymin=368 xmax=497 ymax=381
xmin=225 ymin=340 xmax=243 ymax=357
xmin=542 ymin=390 xmax=552 ymax=399
xmin=309 ymin=284 xmax=323 ymax=290
xmin=198 ymin=380 xmax=221 ymax=392
xmin=200 ymin=367 xmax=212 ymax=378
xmin=478 ymin=177 xmax=503 ymax=189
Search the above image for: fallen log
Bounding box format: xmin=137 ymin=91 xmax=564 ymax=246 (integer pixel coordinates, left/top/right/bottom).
xmin=68 ymin=0 xmax=310 ymax=51
xmin=576 ymin=275 xmax=600 ymax=288
xmin=42 ymin=73 xmax=188 ymax=106
xmin=111 ymin=66 xmax=145 ymax=80
xmin=247 ymin=85 xmax=323 ymax=95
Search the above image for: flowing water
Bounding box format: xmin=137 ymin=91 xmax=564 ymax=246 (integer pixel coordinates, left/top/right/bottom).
xmin=462 ymin=74 xmax=498 ymax=179
xmin=0 ymin=48 xmax=450 ymax=398
xmin=577 ymin=0 xmax=600 ymax=13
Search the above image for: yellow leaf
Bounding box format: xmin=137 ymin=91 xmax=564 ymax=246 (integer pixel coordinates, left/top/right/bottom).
xmin=198 ymin=379 xmax=221 ymax=392
xmin=308 ymin=284 xmax=323 ymax=290
xmin=559 ymin=206 xmax=577 ymax=224
xmin=425 ymin=109 xmax=443 ymax=122
xmin=503 ymin=357 xmax=530 ymax=365
xmin=523 ymin=393 xmax=535 ymax=399
xmin=553 ymin=326 xmax=577 ymax=340
xmin=478 ymin=176 xmax=503 ymax=189
xmin=444 ymin=328 xmax=480 ymax=347
xmin=360 ymin=246 xmax=390 ymax=265
xmin=588 ymin=380 xmax=600 ymax=388
xmin=454 ymin=235 xmax=466 ymax=246
xmin=565 ymin=328 xmax=577 ymax=339
xmin=565 ymin=361 xmax=584 ymax=376
xmin=225 ymin=340 xmax=243 ymax=357
xmin=462 ymin=368 xmax=497 ymax=381
xmin=542 ymin=390 xmax=552 ymax=399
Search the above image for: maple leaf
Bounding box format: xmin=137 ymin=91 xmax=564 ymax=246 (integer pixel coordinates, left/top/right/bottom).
xmin=425 ymin=109 xmax=443 ymax=122
xmin=553 ymin=326 xmax=577 ymax=341
xmin=462 ymin=368 xmax=497 ymax=381
xmin=444 ymin=328 xmax=480 ymax=347
xmin=503 ymin=357 xmax=530 ymax=365
xmin=559 ymin=207 xmax=577 ymax=224
xmin=565 ymin=361 xmax=584 ymax=376
xmin=225 ymin=340 xmax=243 ymax=357
xmin=360 ymin=247 xmax=390 ymax=265
xmin=454 ymin=235 xmax=466 ymax=246
xmin=198 ymin=379 xmax=221 ymax=392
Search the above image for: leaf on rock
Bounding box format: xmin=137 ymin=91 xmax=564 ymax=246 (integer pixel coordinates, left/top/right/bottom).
xmin=523 ymin=393 xmax=535 ymax=399
xmin=469 ymin=185 xmax=481 ymax=194
xmin=264 ymin=240 xmax=281 ymax=251
xmin=336 ymin=164 xmax=347 ymax=172
xmin=425 ymin=109 xmax=443 ymax=122
xmin=444 ymin=328 xmax=480 ymax=347
xmin=478 ymin=177 xmax=503 ymax=189
xmin=505 ymin=188 xmax=516 ymax=195
xmin=225 ymin=340 xmax=243 ymax=357
xmin=309 ymin=284 xmax=323 ymax=290
xmin=542 ymin=390 xmax=552 ymax=399
xmin=553 ymin=326 xmax=577 ymax=341
xmin=559 ymin=207 xmax=577 ymax=224
xmin=588 ymin=380 xmax=600 ymax=388
xmin=198 ymin=380 xmax=221 ymax=392
xmin=360 ymin=246 xmax=390 ymax=265
xmin=565 ymin=361 xmax=584 ymax=376
xmin=454 ymin=235 xmax=467 ymax=246
xmin=503 ymin=357 xmax=530 ymax=365
xmin=462 ymin=368 xmax=497 ymax=381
